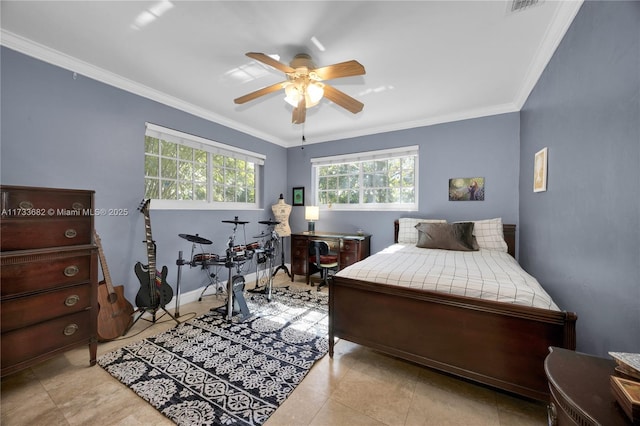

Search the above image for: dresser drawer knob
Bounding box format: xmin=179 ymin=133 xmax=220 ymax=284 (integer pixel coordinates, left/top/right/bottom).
xmin=64 ymin=229 xmax=77 ymax=239
xmin=65 ymin=294 xmax=80 ymax=306
xmin=19 ymin=200 xmax=34 ymax=209
xmin=64 ymin=265 xmax=79 ymax=277
xmin=63 ymin=324 xmax=79 ymax=336
xmin=71 ymin=202 xmax=84 ymax=210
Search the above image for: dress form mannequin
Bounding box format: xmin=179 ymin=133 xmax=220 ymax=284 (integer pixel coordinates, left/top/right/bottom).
xmin=271 ymin=194 xmax=291 ymax=277
xmin=272 ymin=195 xmax=291 ymax=237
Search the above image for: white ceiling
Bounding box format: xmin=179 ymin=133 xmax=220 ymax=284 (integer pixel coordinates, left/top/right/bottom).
xmin=0 ymin=1 xmax=583 ymax=148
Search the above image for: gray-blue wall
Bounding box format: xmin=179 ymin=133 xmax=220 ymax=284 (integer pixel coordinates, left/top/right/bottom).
xmin=519 ymin=0 xmax=640 ymax=356
xmin=286 ymin=113 xmax=521 ymax=255
xmin=0 ymin=47 xmax=288 ymax=304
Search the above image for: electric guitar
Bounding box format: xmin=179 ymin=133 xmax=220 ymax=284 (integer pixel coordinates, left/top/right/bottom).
xmin=95 ymin=230 xmax=134 ymax=341
xmin=134 ymin=199 xmax=174 ymax=309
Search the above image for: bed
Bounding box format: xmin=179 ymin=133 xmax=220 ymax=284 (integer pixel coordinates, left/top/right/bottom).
xmin=328 ymin=218 xmax=577 ymax=401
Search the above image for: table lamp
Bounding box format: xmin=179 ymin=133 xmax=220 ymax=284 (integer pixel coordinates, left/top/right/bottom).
xmin=305 ymin=206 xmax=319 ymax=232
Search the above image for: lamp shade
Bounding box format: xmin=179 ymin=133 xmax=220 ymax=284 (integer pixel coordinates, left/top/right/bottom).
xmin=305 ymin=206 xmax=319 ymax=221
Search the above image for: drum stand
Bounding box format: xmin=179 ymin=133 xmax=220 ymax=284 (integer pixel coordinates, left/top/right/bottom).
xmin=212 ymin=218 xmax=251 ymax=322
xmin=174 ymin=234 xmax=220 ymax=317
xmin=249 ymin=246 xmax=275 ymax=301
xmin=197 ymin=265 xmax=224 ymax=301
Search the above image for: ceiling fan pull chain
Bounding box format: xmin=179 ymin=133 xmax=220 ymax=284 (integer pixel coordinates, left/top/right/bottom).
xmin=301 ymin=124 xmax=306 ymax=150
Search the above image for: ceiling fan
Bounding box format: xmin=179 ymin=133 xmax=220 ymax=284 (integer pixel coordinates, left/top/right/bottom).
xmin=234 ymin=52 xmax=366 ymax=125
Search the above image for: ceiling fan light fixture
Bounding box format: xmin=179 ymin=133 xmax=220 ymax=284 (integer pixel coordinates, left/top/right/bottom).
xmin=284 ymin=81 xmax=325 ymax=108
xmin=283 ymin=82 xmax=300 ymax=107
xmin=306 ymin=82 xmax=324 ymax=104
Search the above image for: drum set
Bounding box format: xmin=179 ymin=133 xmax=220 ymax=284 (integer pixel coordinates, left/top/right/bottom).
xmin=175 ymin=216 xmax=280 ymax=322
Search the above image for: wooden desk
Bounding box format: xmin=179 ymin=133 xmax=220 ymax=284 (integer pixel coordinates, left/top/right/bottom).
xmin=290 ymin=231 xmax=370 ymax=283
xmin=545 ymin=346 xmax=631 ymax=425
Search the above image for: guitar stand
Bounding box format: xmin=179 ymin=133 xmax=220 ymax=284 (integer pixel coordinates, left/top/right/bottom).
xmin=272 ymin=235 xmax=291 ymax=278
xmin=126 ymin=303 xmax=180 ymax=334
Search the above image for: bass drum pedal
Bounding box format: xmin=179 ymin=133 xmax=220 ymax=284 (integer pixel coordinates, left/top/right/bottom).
xmin=210 ymin=275 xmax=250 ymax=319
xmin=231 ymin=275 xmax=249 ymax=317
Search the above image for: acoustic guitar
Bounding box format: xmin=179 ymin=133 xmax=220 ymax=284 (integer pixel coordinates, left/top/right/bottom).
xmin=95 ymin=230 xmax=134 ymax=341
xmin=134 ymin=199 xmax=174 ymax=310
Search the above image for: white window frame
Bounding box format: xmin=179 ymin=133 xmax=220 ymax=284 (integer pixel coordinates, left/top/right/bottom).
xmin=144 ymin=123 xmax=265 ymax=210
xmin=311 ymin=145 xmax=419 ymax=211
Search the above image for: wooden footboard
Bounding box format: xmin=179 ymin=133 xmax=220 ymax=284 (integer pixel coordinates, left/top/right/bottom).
xmin=329 ymin=276 xmax=577 ymax=401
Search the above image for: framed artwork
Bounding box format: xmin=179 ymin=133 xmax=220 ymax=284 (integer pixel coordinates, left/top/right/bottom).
xmin=449 ymin=177 xmax=485 ymax=201
xmin=534 ymin=147 xmax=548 ymax=192
xmin=292 ymin=187 xmax=305 ymax=206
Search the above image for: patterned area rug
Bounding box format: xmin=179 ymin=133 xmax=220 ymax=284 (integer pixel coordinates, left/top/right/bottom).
xmin=98 ymin=287 xmax=328 ymax=426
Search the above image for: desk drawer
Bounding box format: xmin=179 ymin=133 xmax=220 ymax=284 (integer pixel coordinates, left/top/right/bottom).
xmin=1 ymin=284 xmax=93 ymax=332
xmin=1 ymin=310 xmax=92 ymax=370
xmin=291 ymin=235 xmax=308 ymax=276
xmin=1 ymin=217 xmax=92 ymax=250
xmin=1 ymin=249 xmax=94 ymax=297
xmin=340 ymin=239 xmax=361 ymax=268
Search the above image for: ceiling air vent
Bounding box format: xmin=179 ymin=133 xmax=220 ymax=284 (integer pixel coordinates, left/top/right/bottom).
xmin=510 ymin=0 xmax=542 ymax=13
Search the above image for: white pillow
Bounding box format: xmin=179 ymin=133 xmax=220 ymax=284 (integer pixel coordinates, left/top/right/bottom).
xmin=472 ymin=218 xmax=508 ymax=252
xmin=397 ymin=218 xmax=447 ymax=244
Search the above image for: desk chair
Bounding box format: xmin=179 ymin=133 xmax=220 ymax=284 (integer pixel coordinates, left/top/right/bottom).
xmin=308 ymin=240 xmax=338 ymax=291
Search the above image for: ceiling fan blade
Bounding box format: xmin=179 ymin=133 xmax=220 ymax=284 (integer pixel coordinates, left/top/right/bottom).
xmin=313 ymin=60 xmax=365 ymax=81
xmin=322 ymin=84 xmax=364 ymax=114
xmin=246 ymin=52 xmax=295 ymax=74
xmin=292 ymin=97 xmax=306 ymax=124
xmin=234 ymin=81 xmax=286 ymax=104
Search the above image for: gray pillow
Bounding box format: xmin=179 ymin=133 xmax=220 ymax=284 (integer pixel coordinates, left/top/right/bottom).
xmin=415 ymin=222 xmax=479 ymax=251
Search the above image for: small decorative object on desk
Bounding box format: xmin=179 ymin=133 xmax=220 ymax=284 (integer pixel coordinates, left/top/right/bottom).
xmin=610 ymin=352 xmax=640 ymax=380
xmin=610 ymin=376 xmax=640 ymax=424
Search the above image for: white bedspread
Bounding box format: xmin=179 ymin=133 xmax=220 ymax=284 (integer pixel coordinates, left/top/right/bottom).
xmin=335 ymin=244 xmax=560 ymax=310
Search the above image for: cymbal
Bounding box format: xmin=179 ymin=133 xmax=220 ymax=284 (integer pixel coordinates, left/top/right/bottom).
xmin=222 ymin=217 xmax=249 ymax=224
xmin=252 ymin=232 xmax=268 ymax=238
xmin=258 ymin=219 xmax=280 ymax=225
xmin=178 ymin=233 xmax=212 ymax=245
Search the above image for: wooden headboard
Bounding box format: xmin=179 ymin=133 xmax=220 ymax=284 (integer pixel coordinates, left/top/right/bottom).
xmin=393 ymin=220 xmax=516 ymax=258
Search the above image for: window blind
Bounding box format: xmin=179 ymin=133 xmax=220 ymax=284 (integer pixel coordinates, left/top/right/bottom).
xmin=310 ymin=145 xmax=418 ymax=166
xmin=145 ymin=122 xmax=265 ymax=165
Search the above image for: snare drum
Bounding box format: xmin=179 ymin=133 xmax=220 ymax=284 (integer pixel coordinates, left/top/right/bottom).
xmin=246 ymin=241 xmax=261 ymax=251
xmin=192 ymin=252 xmax=219 ymax=265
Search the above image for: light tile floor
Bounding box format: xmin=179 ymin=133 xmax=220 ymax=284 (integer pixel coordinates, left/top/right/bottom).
xmin=1 ymin=274 xmax=547 ymax=425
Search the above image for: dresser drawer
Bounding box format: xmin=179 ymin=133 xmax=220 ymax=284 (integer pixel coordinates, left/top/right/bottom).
xmin=1 ymin=187 xmax=92 ymax=214
xmin=1 ymin=284 xmax=92 ymax=332
xmin=1 ymin=248 xmax=94 ymax=297
xmin=1 ymin=217 xmax=92 ymax=250
xmin=1 ymin=310 xmax=92 ymax=371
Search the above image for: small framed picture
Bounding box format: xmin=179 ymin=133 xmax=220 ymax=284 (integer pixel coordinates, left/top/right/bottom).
xmin=292 ymin=187 xmax=305 ymax=206
xmin=534 ymin=147 xmax=548 ymax=192
xmin=449 ymin=177 xmax=485 ymax=201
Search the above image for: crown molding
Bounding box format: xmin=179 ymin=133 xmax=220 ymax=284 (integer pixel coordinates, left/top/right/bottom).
xmin=0 ymin=29 xmax=288 ymax=147
xmin=513 ymin=0 xmax=584 ymax=109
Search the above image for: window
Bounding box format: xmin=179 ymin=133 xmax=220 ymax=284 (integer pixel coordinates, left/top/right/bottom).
xmin=311 ymin=146 xmax=418 ymax=211
xmin=144 ymin=123 xmax=265 ymax=209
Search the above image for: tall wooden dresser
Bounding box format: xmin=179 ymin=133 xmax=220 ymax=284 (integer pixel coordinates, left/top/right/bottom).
xmin=0 ymin=185 xmax=98 ymax=377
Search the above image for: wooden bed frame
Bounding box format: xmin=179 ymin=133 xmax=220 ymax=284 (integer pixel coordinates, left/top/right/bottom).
xmin=328 ymin=221 xmax=577 ymax=401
